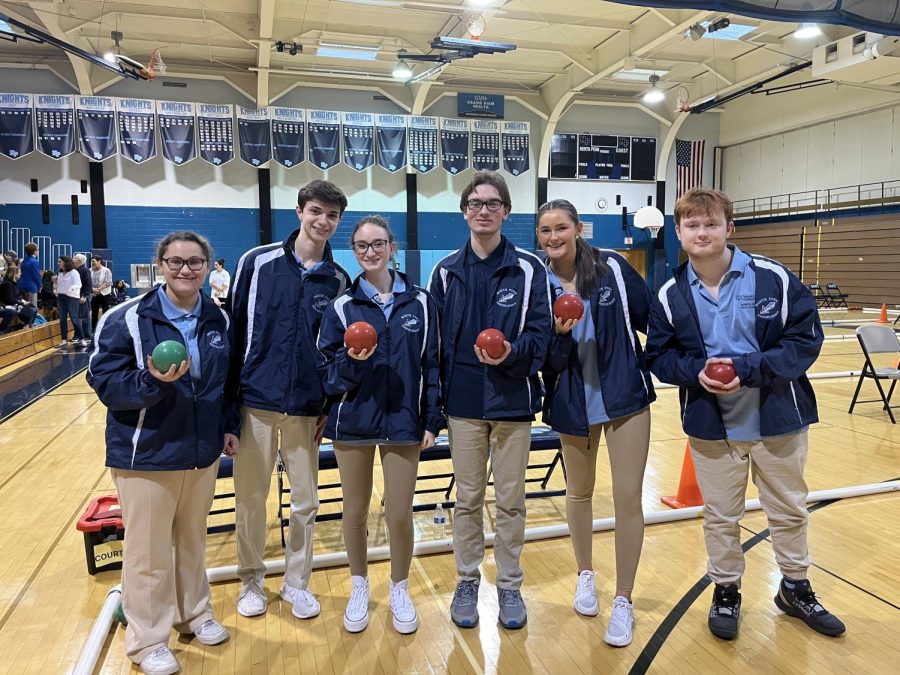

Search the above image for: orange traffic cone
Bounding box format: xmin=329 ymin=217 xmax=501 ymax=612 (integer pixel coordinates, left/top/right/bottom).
xmin=878 ymin=303 xmax=889 ymax=324
xmin=661 ymin=441 xmax=704 ymax=508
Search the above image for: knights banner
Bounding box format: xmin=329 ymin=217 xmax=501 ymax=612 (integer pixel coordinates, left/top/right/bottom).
xmin=440 ymin=118 xmax=469 ymax=175
xmin=501 ymin=121 xmax=530 ymax=176
xmin=35 ymin=94 xmax=75 ymax=160
xmin=76 ymin=96 xmax=117 ymax=161
xmin=237 ymin=107 xmax=271 ymax=167
xmin=116 ymin=98 xmax=156 ymax=164
xmin=197 ymin=103 xmax=234 ymax=166
xmin=157 ymin=100 xmax=196 ymax=165
xmin=375 ymin=114 xmax=407 ymax=172
xmin=308 ymin=110 xmax=341 ymax=170
xmin=471 ymin=119 xmax=499 ymax=172
xmin=0 ymin=93 xmax=34 ymax=160
xmin=408 ymin=116 xmax=438 ymax=173
xmin=342 ymin=111 xmax=374 ymax=171
xmin=271 ymin=107 xmax=304 ymax=168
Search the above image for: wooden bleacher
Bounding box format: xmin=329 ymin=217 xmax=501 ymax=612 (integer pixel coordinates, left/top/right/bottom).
xmin=0 ymin=320 xmax=68 ymax=369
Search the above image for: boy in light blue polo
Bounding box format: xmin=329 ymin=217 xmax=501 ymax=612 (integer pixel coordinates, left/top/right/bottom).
xmin=647 ymin=188 xmax=845 ymax=641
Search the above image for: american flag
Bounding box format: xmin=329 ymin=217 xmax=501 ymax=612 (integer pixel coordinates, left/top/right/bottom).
xmin=676 ymin=138 xmax=704 ymax=198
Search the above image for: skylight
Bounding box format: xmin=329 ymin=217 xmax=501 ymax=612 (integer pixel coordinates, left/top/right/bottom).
xmin=611 ymin=68 xmax=670 ymax=82
xmin=702 ymin=21 xmax=756 ymax=41
xmin=317 ymin=43 xmax=379 ymax=61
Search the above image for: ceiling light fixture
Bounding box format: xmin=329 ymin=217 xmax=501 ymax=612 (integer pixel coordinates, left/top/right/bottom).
xmin=707 ymin=17 xmax=731 ymax=34
xmin=103 ymin=30 xmax=123 ymax=63
xmin=392 ymin=58 xmax=412 ymax=80
xmin=688 ymin=23 xmax=706 ymax=41
xmin=794 ymin=22 xmax=821 ymax=39
xmin=643 ymin=74 xmax=665 ymax=104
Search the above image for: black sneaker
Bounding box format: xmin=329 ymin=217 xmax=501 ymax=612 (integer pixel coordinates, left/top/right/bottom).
xmin=708 ymin=583 xmax=741 ymax=640
xmin=774 ymin=578 xmax=846 ymax=637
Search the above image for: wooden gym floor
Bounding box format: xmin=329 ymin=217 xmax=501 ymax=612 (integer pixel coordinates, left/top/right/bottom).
xmin=0 ymin=311 xmax=897 ymax=674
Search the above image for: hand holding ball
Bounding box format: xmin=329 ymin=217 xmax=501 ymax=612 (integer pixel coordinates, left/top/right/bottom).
xmin=345 ymin=321 xmax=377 ymax=352
xmin=705 ymin=362 xmax=737 ymax=385
xmin=475 ymin=328 xmax=506 ymax=359
xmin=554 ymin=294 xmax=584 ymax=322
xmin=151 ymin=340 xmax=188 ymax=372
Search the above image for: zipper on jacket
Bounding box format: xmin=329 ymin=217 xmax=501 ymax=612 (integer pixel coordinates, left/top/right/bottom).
xmin=283 ymin=280 xmax=303 ymax=412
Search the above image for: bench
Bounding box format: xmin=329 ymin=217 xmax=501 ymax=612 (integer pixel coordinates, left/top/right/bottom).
xmin=276 ymin=427 xmax=564 ymax=544
xmin=0 ymin=320 xmax=66 ymax=369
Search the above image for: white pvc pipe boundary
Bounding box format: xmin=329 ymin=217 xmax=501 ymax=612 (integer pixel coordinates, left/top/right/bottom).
xmin=73 ymin=480 xmax=900 ymax=675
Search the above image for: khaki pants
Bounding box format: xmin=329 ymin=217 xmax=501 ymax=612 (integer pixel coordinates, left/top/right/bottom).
xmin=112 ymin=462 xmax=219 ymax=663
xmin=448 ymin=417 xmax=531 ymax=590
xmin=559 ymin=407 xmax=650 ymax=593
xmin=234 ymin=407 xmax=319 ymax=590
xmin=333 ymin=443 xmax=420 ymax=582
xmin=690 ymin=431 xmax=811 ymax=587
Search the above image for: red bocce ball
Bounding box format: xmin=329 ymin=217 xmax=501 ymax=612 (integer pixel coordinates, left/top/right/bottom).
xmin=553 ymin=293 xmax=584 ymax=322
xmin=345 ymin=321 xmax=377 ymax=351
xmin=475 ymin=328 xmax=506 ymax=359
xmin=705 ymin=362 xmax=737 ymax=385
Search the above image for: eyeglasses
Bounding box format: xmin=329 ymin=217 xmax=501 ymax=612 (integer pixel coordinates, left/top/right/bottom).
xmin=465 ymin=199 xmax=506 ymax=213
xmin=161 ymin=257 xmax=208 ymax=271
xmin=352 ymin=239 xmax=389 ymax=255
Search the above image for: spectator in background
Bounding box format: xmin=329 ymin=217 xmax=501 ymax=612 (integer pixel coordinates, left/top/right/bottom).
xmin=90 ymin=255 xmax=113 ymax=328
xmin=18 ymin=243 xmax=41 ymax=308
xmin=209 ymin=259 xmax=230 ymax=306
xmin=112 ymin=279 xmax=130 ymax=305
xmin=38 ymin=271 xmax=57 ymax=320
xmin=73 ymin=253 xmax=93 ymax=346
xmin=1 ymin=266 xmax=22 ymax=334
xmin=1 ymin=251 xmax=17 ymax=275
xmin=56 ymin=256 xmax=82 ymax=347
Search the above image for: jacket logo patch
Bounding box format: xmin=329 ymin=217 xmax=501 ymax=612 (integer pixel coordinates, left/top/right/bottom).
xmin=312 ymin=293 xmax=331 ymax=313
xmin=496 ymin=288 xmax=518 ymax=308
xmin=756 ymin=297 xmax=780 ymax=319
xmin=596 ymin=287 xmax=615 ymax=306
xmin=207 ymin=331 xmax=225 ymax=349
xmin=400 ymin=313 xmax=421 ymax=333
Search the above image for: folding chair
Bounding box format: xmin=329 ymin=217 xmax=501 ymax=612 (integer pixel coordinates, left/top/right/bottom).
xmin=825 ymin=283 xmax=849 ymax=309
xmin=848 ymin=325 xmax=900 ymax=423
xmin=807 ymin=283 xmax=831 ymax=309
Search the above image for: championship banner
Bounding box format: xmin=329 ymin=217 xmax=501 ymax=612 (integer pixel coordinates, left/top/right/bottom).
xmin=76 ymin=96 xmax=117 ymax=161
xmin=501 ymin=120 xmax=530 ymax=176
xmin=156 ymin=100 xmax=196 ymax=165
xmin=471 ymin=119 xmax=499 ymax=172
xmin=271 ymin=107 xmax=304 ymax=168
xmin=197 ymin=103 xmax=233 ymax=166
xmin=237 ymin=106 xmax=271 ymax=167
xmin=341 ymin=111 xmax=374 ymax=171
xmin=0 ymin=93 xmax=33 ymax=160
xmin=116 ymin=98 xmax=156 ymax=164
xmin=408 ymin=116 xmax=438 ymax=173
xmin=375 ymin=114 xmax=407 ymax=172
xmin=35 ymin=94 xmax=75 ymax=160
xmin=440 ymin=118 xmax=469 ymax=175
xmin=308 ymin=109 xmax=340 ymax=169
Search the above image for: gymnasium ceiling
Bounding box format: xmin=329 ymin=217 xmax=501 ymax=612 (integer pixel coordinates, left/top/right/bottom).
xmin=0 ymin=0 xmax=868 ymax=121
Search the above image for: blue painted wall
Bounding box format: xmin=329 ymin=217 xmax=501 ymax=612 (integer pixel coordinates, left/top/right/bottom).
xmin=0 ymin=203 xmax=93 ymax=262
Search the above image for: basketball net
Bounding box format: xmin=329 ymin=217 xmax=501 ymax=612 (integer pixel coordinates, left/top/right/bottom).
xmin=647 ymin=225 xmax=662 ymax=239
xmin=140 ymin=49 xmax=166 ymax=80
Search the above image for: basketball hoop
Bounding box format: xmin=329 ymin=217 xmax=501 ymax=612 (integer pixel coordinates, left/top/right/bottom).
xmin=675 ymin=85 xmax=691 ymax=113
xmin=634 ymin=205 xmax=665 ymax=240
xmin=139 ymin=49 xmax=166 ymax=80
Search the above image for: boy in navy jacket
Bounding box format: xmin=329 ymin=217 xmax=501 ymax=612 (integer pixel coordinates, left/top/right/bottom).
xmin=646 ymin=188 xmax=845 ymax=640
xmin=428 ymin=171 xmax=552 ymax=630
xmin=228 ymin=180 xmax=351 ymax=620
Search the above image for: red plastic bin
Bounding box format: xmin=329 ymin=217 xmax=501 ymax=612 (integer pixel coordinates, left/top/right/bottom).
xmin=76 ymin=495 xmax=125 ymax=575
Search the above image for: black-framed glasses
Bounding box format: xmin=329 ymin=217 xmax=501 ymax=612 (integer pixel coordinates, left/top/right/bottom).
xmin=352 ymin=239 xmax=389 ymax=255
xmin=466 ymin=199 xmax=506 ymax=213
xmin=161 ymin=256 xmax=207 ymax=271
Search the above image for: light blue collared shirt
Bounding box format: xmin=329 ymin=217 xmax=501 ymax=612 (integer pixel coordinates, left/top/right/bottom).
xmin=158 ymin=287 xmax=202 ymax=382
xmin=687 ymin=245 xmax=761 ymax=440
xmin=358 ymin=271 xmax=405 ymax=320
xmin=291 ymin=250 xmax=324 ymax=277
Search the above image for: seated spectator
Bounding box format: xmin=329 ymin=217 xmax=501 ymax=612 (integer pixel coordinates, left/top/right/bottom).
xmin=0 ymin=266 xmax=34 ymax=333
xmin=111 ymin=279 xmax=130 ymax=305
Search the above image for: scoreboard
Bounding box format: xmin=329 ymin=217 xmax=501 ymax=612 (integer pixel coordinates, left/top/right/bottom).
xmin=550 ymin=132 xmax=656 ymax=182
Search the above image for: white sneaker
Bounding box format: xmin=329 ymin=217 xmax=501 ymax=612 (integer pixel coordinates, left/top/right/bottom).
xmin=139 ymin=646 xmax=179 ymax=675
xmin=281 ymin=583 xmax=321 ymax=619
xmin=604 ymin=595 xmax=634 ymax=647
xmin=574 ymin=570 xmax=599 ymax=617
xmin=57 ymin=340 xmax=68 ymax=348
xmin=193 ymin=618 xmax=229 ymax=645
xmin=389 ymin=578 xmax=419 ymax=634
xmin=236 ymin=579 xmax=267 ymax=617
xmin=343 ymin=576 xmax=369 ymax=632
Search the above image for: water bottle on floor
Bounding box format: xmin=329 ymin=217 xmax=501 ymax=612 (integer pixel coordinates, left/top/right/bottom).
xmin=433 ymin=503 xmax=447 ymax=539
